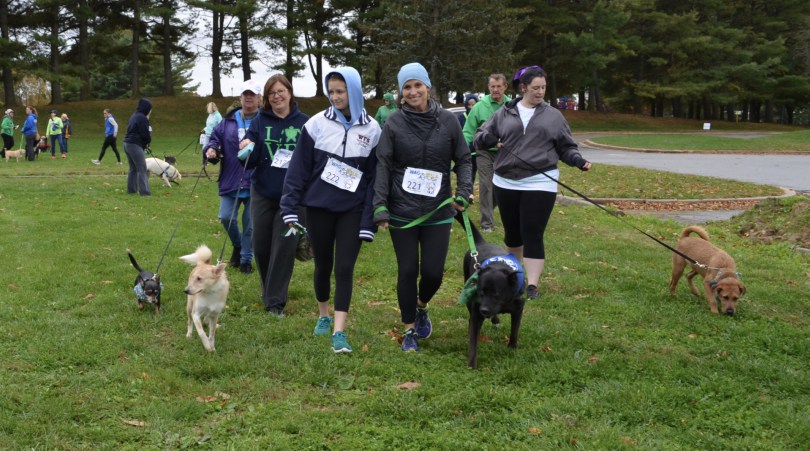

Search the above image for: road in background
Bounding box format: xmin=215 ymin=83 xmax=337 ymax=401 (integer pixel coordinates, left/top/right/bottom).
xmin=575 ymin=135 xmax=810 ymax=193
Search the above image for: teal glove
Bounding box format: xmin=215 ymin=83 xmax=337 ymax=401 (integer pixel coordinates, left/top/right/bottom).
xmin=237 ymin=142 xmax=255 ymax=160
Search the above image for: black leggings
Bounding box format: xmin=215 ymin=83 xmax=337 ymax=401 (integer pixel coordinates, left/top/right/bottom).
xmin=494 ymin=187 xmax=557 ymax=259
xmin=389 ymin=223 xmax=452 ymax=324
xmin=1 ymin=133 xmax=13 ymax=151
xmin=305 ymin=207 xmax=363 ymax=313
xmin=99 ymin=136 xmax=120 ymax=162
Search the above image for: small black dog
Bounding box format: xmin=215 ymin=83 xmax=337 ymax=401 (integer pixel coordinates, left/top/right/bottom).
xmin=457 ymin=215 xmax=526 ymax=368
xmin=128 ymin=251 xmax=162 ymax=313
xmin=163 ymin=155 xmax=177 ymax=166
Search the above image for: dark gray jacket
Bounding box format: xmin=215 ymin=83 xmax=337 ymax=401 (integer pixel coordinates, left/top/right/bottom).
xmin=474 ymin=99 xmax=587 ymax=180
xmin=373 ymin=99 xmax=472 ymax=224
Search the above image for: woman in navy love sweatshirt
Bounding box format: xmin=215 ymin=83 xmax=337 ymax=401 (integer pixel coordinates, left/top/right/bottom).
xmin=240 ymin=75 xmax=309 ymax=316
xmin=280 ymin=67 xmax=381 ymax=354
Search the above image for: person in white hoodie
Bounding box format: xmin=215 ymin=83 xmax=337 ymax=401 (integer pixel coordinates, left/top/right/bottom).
xmin=279 ymin=67 xmax=381 ymax=354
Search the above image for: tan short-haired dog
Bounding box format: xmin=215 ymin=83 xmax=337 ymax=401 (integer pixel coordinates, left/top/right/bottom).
xmin=180 ymin=245 xmax=229 ymax=352
xmin=669 ymin=226 xmax=745 ymax=315
xmin=4 ymin=149 xmax=23 ymax=162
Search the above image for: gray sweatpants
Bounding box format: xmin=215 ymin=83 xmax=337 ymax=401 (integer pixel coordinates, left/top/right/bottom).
xmin=123 ymin=142 xmax=151 ymax=196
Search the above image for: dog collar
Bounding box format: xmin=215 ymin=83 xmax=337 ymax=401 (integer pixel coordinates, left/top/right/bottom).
xmin=480 ymin=254 xmax=525 ymax=296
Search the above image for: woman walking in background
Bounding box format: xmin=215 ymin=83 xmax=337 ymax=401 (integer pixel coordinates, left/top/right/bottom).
xmin=123 ymin=99 xmax=153 ymax=196
xmin=93 ymin=109 xmax=121 ymax=165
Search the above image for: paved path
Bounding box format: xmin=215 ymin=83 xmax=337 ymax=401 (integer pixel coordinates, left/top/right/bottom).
xmin=572 ymin=133 xmax=808 ymax=223
xmin=574 ymin=133 xmax=810 ymax=193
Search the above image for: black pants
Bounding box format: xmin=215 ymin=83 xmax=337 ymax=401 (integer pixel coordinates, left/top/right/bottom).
xmin=251 ymin=188 xmax=298 ymax=313
xmin=25 ymin=135 xmax=36 ymax=161
xmin=389 ymin=222 xmax=452 ymax=324
xmin=494 ymin=187 xmax=557 ymax=259
xmin=99 ymin=136 xmax=120 ymax=162
xmin=306 ymin=207 xmax=363 ymax=313
xmin=1 ymin=133 xmax=13 ymax=154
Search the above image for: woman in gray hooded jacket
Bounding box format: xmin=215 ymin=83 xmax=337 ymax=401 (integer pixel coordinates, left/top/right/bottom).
xmin=373 ymin=62 xmax=472 ymax=353
xmin=474 ymin=66 xmax=591 ymax=300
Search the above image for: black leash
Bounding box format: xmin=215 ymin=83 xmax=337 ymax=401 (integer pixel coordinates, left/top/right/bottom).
xmin=154 ymin=161 xmax=210 ymax=274
xmin=498 ymin=141 xmax=705 ymax=268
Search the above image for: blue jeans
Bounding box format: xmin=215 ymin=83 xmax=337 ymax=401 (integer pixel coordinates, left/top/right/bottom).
xmin=50 ymin=135 xmax=66 ymax=155
xmin=219 ymin=193 xmax=253 ymax=264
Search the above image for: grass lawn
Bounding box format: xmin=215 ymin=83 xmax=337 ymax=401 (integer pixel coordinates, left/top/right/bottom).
xmin=1 ymin=97 xmax=808 ymax=449
xmin=586 ymin=129 xmax=810 ymax=152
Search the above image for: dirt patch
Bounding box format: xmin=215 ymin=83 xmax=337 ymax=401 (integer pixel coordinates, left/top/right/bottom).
xmin=730 ymin=197 xmax=810 ymax=248
xmin=605 ymin=199 xmax=760 ymax=212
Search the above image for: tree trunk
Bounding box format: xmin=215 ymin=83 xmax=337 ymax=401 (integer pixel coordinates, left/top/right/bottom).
xmin=764 ymin=99 xmax=773 ymax=123
xmin=161 ymin=4 xmax=174 ymax=96
xmin=210 ymin=5 xmax=223 ymax=98
xmin=238 ymin=11 xmax=251 ymax=81
xmin=0 ymin=0 xmax=14 ymax=106
xmin=78 ymin=0 xmax=90 ymax=100
xmin=373 ymin=61 xmax=383 ymax=99
xmin=283 ymin=0 xmax=295 ymax=81
xmin=130 ymin=0 xmax=141 ymax=98
xmin=49 ymin=6 xmax=62 ymax=104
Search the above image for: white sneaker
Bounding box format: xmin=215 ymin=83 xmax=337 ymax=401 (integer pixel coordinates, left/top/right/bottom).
xmin=116 ymin=162 xmax=123 ymax=165
xmin=91 ymin=160 xmax=100 ymax=165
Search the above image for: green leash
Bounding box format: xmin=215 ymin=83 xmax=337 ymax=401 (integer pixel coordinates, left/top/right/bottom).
xmin=375 ymin=195 xmax=470 ymax=230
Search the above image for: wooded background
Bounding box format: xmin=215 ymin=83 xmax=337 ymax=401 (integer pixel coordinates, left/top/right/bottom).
xmin=2 ymin=0 xmax=810 ymax=123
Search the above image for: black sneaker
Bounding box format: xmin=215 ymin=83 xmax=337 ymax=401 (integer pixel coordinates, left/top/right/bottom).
xmin=239 ymin=262 xmax=253 ymax=274
xmin=229 ymin=247 xmax=241 ymax=268
xmin=527 ymin=284 xmax=540 ymax=299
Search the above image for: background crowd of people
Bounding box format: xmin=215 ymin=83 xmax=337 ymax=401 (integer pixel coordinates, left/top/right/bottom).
xmin=2 ymin=62 xmax=590 ymax=355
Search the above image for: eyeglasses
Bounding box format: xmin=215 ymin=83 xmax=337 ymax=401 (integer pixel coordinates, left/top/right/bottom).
xmin=269 ymin=89 xmax=288 ymax=97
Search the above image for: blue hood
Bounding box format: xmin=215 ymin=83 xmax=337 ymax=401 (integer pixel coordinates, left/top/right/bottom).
xmin=324 ymin=67 xmax=366 ymax=130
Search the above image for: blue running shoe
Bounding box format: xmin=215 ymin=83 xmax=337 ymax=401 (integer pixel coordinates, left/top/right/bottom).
xmin=331 ymin=331 xmax=352 ymax=353
xmin=401 ymin=328 xmax=419 ymax=352
xmin=414 ymin=307 xmax=432 ymax=339
xmin=313 ymin=316 xmax=332 ymax=335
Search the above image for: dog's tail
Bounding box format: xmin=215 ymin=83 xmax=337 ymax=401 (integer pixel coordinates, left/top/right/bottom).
xmin=681 ymin=225 xmax=710 ymax=241
xmin=179 ymin=245 xmax=213 ymax=265
xmin=454 ymin=212 xmax=486 ymax=246
xmin=127 ymin=251 xmax=144 ymax=273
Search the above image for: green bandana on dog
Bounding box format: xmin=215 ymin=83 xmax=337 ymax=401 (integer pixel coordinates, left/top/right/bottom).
xmin=458 ymin=272 xmax=479 ymax=306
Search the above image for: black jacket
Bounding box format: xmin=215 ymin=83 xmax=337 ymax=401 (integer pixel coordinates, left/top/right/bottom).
xmin=373 ymin=99 xmax=472 ymax=224
xmin=124 ymin=98 xmax=152 ymax=148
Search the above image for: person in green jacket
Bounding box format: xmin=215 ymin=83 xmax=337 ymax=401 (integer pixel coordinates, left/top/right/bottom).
xmin=374 ymin=92 xmax=397 ymax=126
xmin=1 ymin=109 xmax=15 ymax=158
xmin=46 ymin=109 xmax=66 ymax=158
xmin=462 ymin=73 xmax=510 ymax=233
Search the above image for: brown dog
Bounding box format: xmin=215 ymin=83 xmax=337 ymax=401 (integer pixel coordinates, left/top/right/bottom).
xmin=669 ymin=226 xmax=745 ymax=315
xmin=4 ymin=149 xmax=22 ymax=162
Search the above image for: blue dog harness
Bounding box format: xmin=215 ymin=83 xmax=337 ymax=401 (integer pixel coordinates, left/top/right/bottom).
xmin=480 ymin=253 xmax=525 ymax=296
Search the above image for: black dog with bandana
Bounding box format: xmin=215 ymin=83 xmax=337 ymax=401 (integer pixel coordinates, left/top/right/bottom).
xmin=128 ymin=251 xmax=163 ymax=314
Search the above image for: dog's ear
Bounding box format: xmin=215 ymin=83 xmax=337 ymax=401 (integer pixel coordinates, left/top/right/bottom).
xmin=213 ymin=263 xmax=227 ymax=277
xmin=179 ymin=253 xmax=198 ymax=265
xmin=738 ymin=281 xmax=746 ymax=296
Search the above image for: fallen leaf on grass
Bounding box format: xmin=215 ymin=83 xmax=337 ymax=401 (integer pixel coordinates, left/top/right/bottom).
xmin=397 ymin=381 xmax=420 ymax=390
xmin=100 ymin=280 xmax=114 ymax=285
xmin=84 ymin=293 xmax=94 ymax=300
xmin=362 ymin=344 xmax=369 ymax=352
xmin=541 ymin=345 xmax=552 ymax=352
xmin=587 ymin=355 xmax=599 ymax=363
xmin=196 ymin=396 xmax=218 ymax=403
xmin=366 ymin=301 xmax=386 ymax=307
xmin=121 ymin=419 xmax=145 ymax=427
xmin=478 ymin=335 xmax=492 ymax=343
xmin=528 ymin=427 xmax=542 ymax=435
xmin=688 ymin=333 xmax=698 ymax=339
xmin=118 ymin=351 xmax=128 ymax=361
xmin=8 ymin=284 xmax=18 ymax=289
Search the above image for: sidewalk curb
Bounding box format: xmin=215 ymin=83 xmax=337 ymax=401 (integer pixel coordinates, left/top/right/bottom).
xmin=556 ymin=187 xmax=796 ymax=208
xmin=581 ymin=139 xmax=810 ymax=155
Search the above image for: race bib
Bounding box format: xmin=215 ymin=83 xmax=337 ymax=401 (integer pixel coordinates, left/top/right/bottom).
xmin=271 ymin=148 xmax=293 ymax=168
xmin=402 ymin=167 xmax=442 ymax=197
xmin=321 ymin=157 xmax=362 ymax=192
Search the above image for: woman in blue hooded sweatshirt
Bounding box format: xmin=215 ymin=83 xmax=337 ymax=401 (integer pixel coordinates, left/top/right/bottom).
xmin=123 ymin=98 xmax=153 ymax=196
xmin=280 ymin=67 xmax=381 ymax=354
